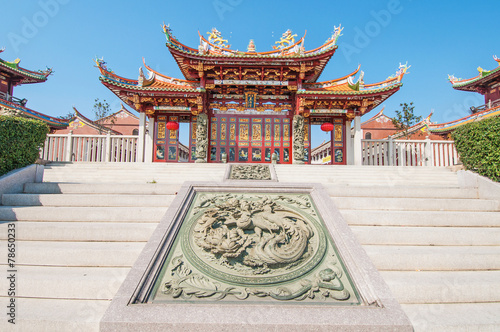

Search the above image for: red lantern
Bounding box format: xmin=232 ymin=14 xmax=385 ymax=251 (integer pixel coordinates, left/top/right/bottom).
xmin=321 ymin=122 xmax=334 ymax=132
xmin=166 ymin=121 xmax=179 ymax=131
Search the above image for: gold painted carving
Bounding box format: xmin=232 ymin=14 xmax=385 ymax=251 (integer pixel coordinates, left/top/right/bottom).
xmin=335 ymin=125 xmax=343 ymax=141
xmin=265 ymin=124 xmax=271 ymax=140
xmin=221 ymin=123 xmax=226 ymax=140
xmin=230 ymin=123 xmax=236 ymax=140
xmin=252 ymin=124 xmax=261 ymax=140
xmin=157 ymin=122 xmax=166 ymax=139
xmin=239 ymin=124 xmax=249 ymax=141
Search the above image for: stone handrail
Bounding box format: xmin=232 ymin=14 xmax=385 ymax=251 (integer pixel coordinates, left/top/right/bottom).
xmin=362 ymin=138 xmax=458 ymax=167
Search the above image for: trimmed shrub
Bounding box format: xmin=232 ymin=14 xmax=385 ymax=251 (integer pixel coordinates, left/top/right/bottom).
xmin=452 ymin=116 xmax=500 ymax=182
xmin=0 ymin=116 xmax=49 ymax=176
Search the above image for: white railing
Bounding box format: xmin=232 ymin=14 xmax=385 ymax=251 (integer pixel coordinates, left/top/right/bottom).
xmin=41 ymin=133 xmax=138 ymax=162
xmin=362 ymin=138 xmax=459 ymax=167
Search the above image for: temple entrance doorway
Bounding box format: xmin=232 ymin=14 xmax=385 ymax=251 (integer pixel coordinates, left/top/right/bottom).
xmin=208 ymin=113 xmax=293 ymax=164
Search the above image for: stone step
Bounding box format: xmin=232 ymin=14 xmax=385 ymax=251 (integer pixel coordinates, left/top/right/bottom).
xmin=2 ymin=193 xmax=175 ymax=207
xmin=24 ymin=182 xmax=181 ymax=195
xmin=12 ymin=241 xmax=145 ymax=267
xmin=364 ymin=245 xmax=500 ymax=271
xmin=41 ymin=175 xmax=223 ymax=184
xmin=0 ymin=206 xmax=167 ymax=222
xmin=278 ymin=178 xmax=458 ymax=186
xmin=401 ymin=303 xmax=500 ymax=332
xmin=0 ymin=297 xmax=106 ymax=332
xmin=0 ymin=222 xmax=157 ymax=242
xmin=334 ymin=197 xmax=498 ymax=211
xmin=325 ymin=185 xmax=478 ymax=199
xmin=340 ymin=209 xmax=500 ymax=227
xmin=351 ymin=226 xmax=500 ymax=246
xmin=381 ymin=271 xmax=500 ymax=304
xmin=0 ymin=266 xmax=128 ymax=300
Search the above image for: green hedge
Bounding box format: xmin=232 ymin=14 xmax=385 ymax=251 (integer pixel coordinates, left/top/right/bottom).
xmin=452 ymin=116 xmax=500 ymax=182
xmin=0 ymin=116 xmax=49 ymax=176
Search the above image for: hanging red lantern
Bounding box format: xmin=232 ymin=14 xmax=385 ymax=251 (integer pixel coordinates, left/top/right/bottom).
xmin=166 ymin=121 xmax=179 ymax=131
xmin=321 ymin=122 xmax=334 ymax=132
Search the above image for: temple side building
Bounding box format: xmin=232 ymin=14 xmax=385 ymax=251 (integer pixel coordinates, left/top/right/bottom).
xmin=97 ymin=25 xmax=407 ymax=164
xmin=428 ymin=56 xmax=500 ymax=138
xmin=0 ymin=48 xmax=67 ymax=131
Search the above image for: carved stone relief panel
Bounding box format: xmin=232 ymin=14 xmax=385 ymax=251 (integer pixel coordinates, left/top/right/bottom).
xmin=150 ymin=192 xmax=360 ymax=304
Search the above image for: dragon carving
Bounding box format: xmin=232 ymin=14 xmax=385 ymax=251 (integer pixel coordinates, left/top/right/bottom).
xmin=193 ymin=196 xmax=313 ymax=273
xmin=207 ymin=28 xmax=230 ymax=49
xmin=273 ymin=29 xmax=298 ymax=49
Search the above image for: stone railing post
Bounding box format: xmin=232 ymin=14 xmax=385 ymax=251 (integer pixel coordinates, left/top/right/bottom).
xmin=353 ymin=116 xmax=362 ymax=165
xmin=105 ymin=132 xmax=112 ymax=162
xmin=424 ymin=136 xmax=433 ymax=167
xmin=65 ymin=131 xmax=73 ymax=162
xmin=387 ymin=136 xmax=394 ymax=166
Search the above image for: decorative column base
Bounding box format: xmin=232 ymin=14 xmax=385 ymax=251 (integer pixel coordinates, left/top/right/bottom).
xmin=195 ymin=159 xmax=207 ymax=163
xmin=293 ymin=160 xmax=305 ymax=165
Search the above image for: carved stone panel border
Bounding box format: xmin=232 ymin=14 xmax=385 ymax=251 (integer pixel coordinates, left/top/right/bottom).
xmin=224 ymin=164 xmax=278 ymax=182
xmin=101 ymin=182 xmax=412 ymax=331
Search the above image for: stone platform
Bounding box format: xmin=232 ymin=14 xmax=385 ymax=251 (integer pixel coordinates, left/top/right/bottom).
xmin=100 ymin=179 xmax=412 ymax=331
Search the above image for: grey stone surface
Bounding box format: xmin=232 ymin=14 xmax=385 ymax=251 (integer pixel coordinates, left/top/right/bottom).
xmin=100 ymin=182 xmax=412 ymax=331
xmin=458 ymin=170 xmax=500 ymax=200
xmin=0 ymin=164 xmax=43 ymax=197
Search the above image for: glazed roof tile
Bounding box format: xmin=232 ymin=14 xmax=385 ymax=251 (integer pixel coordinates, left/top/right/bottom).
xmin=0 ymin=98 xmax=67 ymax=128
xmin=428 ymin=104 xmax=500 ymax=133
xmin=449 ymin=56 xmax=500 ymax=90
xmin=0 ymin=58 xmax=51 ymax=84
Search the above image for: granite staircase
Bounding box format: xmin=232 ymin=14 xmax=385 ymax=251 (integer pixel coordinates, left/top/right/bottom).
xmin=0 ymin=163 xmax=499 ymax=331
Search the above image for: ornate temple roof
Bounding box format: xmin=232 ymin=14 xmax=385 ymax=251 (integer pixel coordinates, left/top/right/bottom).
xmin=163 ymin=25 xmax=343 ymax=82
xmin=96 ymin=58 xmax=201 ymax=95
xmin=0 ymin=97 xmax=68 ymax=128
xmin=448 ymin=56 xmax=500 ymax=93
xmin=428 ymin=103 xmax=500 ymax=134
xmin=302 ymin=63 xmax=408 ymax=95
xmin=0 ymin=49 xmax=52 ymax=85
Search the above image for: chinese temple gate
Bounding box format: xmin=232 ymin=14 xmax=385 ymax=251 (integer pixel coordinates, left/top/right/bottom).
xmin=97 ymin=25 xmax=407 ymax=164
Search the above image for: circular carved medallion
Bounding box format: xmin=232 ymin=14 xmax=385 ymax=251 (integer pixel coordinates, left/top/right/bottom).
xmin=181 ymin=194 xmax=327 ymax=285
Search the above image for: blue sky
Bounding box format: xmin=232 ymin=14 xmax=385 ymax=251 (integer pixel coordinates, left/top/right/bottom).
xmin=1 ymin=0 xmax=499 ymax=147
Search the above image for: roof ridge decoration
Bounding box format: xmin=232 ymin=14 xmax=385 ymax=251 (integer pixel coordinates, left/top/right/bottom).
xmin=387 ymin=62 xmax=410 ymax=82
xmin=0 ymin=98 xmax=67 ymax=127
xmin=0 ymin=52 xmax=53 ymax=80
xmin=273 ymin=29 xmax=298 ymax=50
xmin=207 ymin=28 xmax=230 ymax=49
xmin=449 ymin=55 xmax=500 ymax=86
xmin=347 ymin=70 xmax=364 ymax=91
xmin=428 ymin=103 xmax=500 ymax=133
xmin=163 ymin=23 xmax=342 ymax=58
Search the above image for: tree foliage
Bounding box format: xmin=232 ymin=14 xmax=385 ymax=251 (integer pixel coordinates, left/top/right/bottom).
xmin=392 ymin=102 xmax=422 ymax=139
xmin=93 ymin=98 xmax=115 ymax=134
xmin=0 ymin=116 xmax=49 ymax=176
xmin=452 ymin=116 xmax=500 ymax=182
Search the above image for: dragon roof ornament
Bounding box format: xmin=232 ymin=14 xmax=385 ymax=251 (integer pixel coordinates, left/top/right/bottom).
xmin=387 ymin=62 xmax=410 ymax=82
xmin=207 ymin=28 xmax=230 ymax=49
xmin=273 ymin=29 xmax=298 ymax=50
xmin=448 ymin=74 xmax=462 ymax=84
xmin=94 ymin=57 xmax=111 ymax=72
xmin=328 ymin=24 xmax=344 ymax=45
